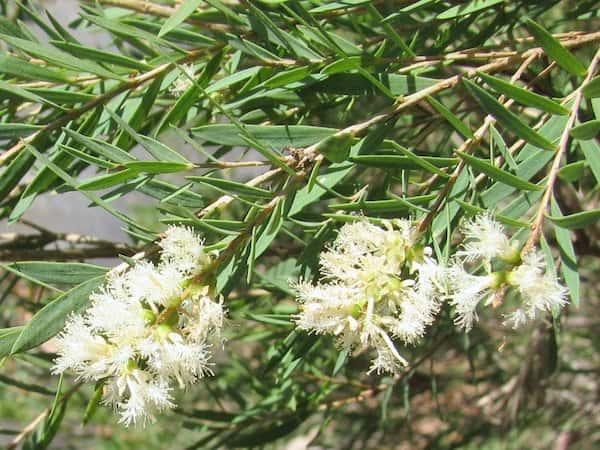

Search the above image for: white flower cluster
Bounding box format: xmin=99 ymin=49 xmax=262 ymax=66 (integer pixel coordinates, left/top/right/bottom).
xmin=293 ymin=220 xmax=445 ymax=374
xmin=53 ymin=226 xmax=224 ymax=426
xmin=446 ymin=214 xmax=568 ymax=331
xmin=169 ymin=64 xmax=196 ymax=97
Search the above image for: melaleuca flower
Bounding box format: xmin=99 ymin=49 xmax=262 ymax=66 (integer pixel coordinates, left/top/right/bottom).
xmin=504 ymin=250 xmax=568 ymax=328
xmin=293 ymin=219 xmax=445 ymax=374
xmin=456 ymin=213 xmax=519 ymax=266
xmin=159 ymin=225 xmax=212 ymax=274
xmin=169 ymin=64 xmax=195 ymax=97
xmin=445 ymin=265 xmax=503 ymax=331
xmin=447 ymin=214 xmax=569 ymax=331
xmin=53 ymin=226 xmax=225 ymax=426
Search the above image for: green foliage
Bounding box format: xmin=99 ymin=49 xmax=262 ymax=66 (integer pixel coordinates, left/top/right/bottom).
xmin=0 ymin=0 xmax=599 ymax=449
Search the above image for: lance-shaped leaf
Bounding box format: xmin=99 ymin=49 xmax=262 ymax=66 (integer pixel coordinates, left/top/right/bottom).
xmin=2 ymin=262 xmax=108 ymax=288
xmin=525 ymin=18 xmax=587 ymax=77
xmin=571 ymin=120 xmax=600 ymax=140
xmin=463 ymin=78 xmax=556 ymax=151
xmin=477 ymin=72 xmax=569 ymax=115
xmin=187 ymin=176 xmax=274 ymax=200
xmin=0 ymin=34 xmax=123 ymax=80
xmin=193 ymin=124 xmax=337 ymax=151
xmin=437 ymin=0 xmax=505 ymax=19
xmin=582 ymin=76 xmax=600 ymax=98
xmin=10 ymin=276 xmax=105 ymax=355
xmin=456 ymin=150 xmax=543 ymax=191
xmin=550 ymin=200 xmax=580 ymax=306
xmin=0 ymin=124 xmax=42 ymax=139
xmin=426 ymin=96 xmax=474 ymax=138
xmin=546 ymin=208 xmax=600 ymax=229
xmin=158 ymin=0 xmax=202 ymax=37
xmin=51 ymin=41 xmax=152 ymax=71
xmin=351 ymin=155 xmax=459 ymax=170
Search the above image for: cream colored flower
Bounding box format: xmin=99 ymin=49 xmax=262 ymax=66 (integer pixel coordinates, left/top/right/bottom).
xmin=53 ymin=226 xmax=221 ymax=426
xmin=293 ymin=219 xmax=445 ymax=374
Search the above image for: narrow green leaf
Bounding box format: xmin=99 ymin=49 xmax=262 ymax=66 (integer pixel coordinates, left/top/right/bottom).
xmin=477 ymin=72 xmax=569 ymax=115
xmin=263 ymin=66 xmax=312 ymax=88
xmin=117 ymin=75 xmax=165 ymax=149
xmin=59 ymin=144 xmax=114 ymax=169
xmin=106 ymin=109 xmax=190 ymax=163
xmin=26 ymin=88 xmax=94 ymax=105
xmin=10 ymin=276 xmax=104 ymax=355
xmin=0 ymin=124 xmax=42 ymax=139
xmin=158 ymin=0 xmax=202 ymax=37
xmin=582 ymin=76 xmax=600 ymax=98
xmin=0 ymin=34 xmax=123 ymax=80
xmin=124 ymin=161 xmax=192 ymax=174
xmin=83 ymin=382 xmax=105 ymax=425
xmin=77 ymin=169 xmax=139 ymax=191
xmin=52 ymin=41 xmax=152 ymax=71
xmin=322 ymin=56 xmax=361 ymax=74
xmin=0 ymin=79 xmax=61 ymax=109
xmin=139 ymin=179 xmax=205 ymax=208
xmin=187 ymin=176 xmax=273 ymax=200
xmin=463 ymin=78 xmax=556 ymax=151
xmin=570 ymin=120 xmax=600 ymax=140
xmin=351 ymin=155 xmax=459 ymax=169
xmin=456 ymin=150 xmax=543 ymax=190
xmin=64 ymin=129 xmax=134 ymax=164
xmin=384 ymin=141 xmax=451 ymax=177
xmin=550 ymin=200 xmax=579 ymax=307
xmin=193 ymin=124 xmax=336 ymax=151
xmin=579 ymin=139 xmax=600 ymax=183
xmin=525 ymin=19 xmax=587 ymax=76
xmin=437 ymin=0 xmax=504 ymax=19
xmin=332 ymin=348 xmax=349 ymax=376
xmin=0 ymin=55 xmax=68 ymax=82
xmin=426 ymin=96 xmax=474 ymax=138
xmin=2 ymin=262 xmax=108 ymax=287
xmin=0 ymin=327 xmax=24 ymax=359
xmin=253 ymin=198 xmax=285 ymax=258
xmin=558 ymin=161 xmax=586 ymax=182
xmin=546 ymin=208 xmax=600 ymax=229
xmin=0 ymin=152 xmax=35 ymax=200
xmin=157 ymin=52 xmax=223 ymax=135
xmin=332 ymin=195 xmax=435 ymax=213
xmin=122 ymin=18 xmax=216 ymax=46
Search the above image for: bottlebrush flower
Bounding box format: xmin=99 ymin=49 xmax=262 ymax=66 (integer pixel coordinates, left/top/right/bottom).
xmin=53 ymin=226 xmax=224 ymax=426
xmin=445 ymin=265 xmax=502 ymax=331
xmin=456 ymin=213 xmax=517 ymax=266
xmin=505 ymin=250 xmax=568 ymax=328
xmin=448 ymin=214 xmax=569 ymax=331
xmin=293 ymin=219 xmax=445 ymax=374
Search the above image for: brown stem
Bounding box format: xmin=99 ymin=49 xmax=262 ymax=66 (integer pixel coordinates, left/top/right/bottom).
xmin=522 ymin=48 xmax=600 ymax=255
xmin=416 ymin=53 xmax=539 ymax=233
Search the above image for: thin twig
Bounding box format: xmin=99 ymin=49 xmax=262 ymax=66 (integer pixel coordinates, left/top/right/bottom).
xmin=416 ymin=53 xmax=540 ymax=232
xmin=522 ymin=48 xmax=600 ymax=254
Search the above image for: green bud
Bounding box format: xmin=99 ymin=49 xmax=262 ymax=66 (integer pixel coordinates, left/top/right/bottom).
xmin=490 ymin=271 xmax=507 ymax=289
xmin=141 ymin=308 xmax=156 ymax=325
xmin=352 ymin=300 xmax=366 ymax=319
xmin=499 ymin=245 xmax=522 ymax=266
xmin=156 ymin=323 xmax=174 ymax=340
xmin=125 ymin=358 xmax=138 ymax=372
xmin=314 ymin=130 xmax=354 ymax=163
